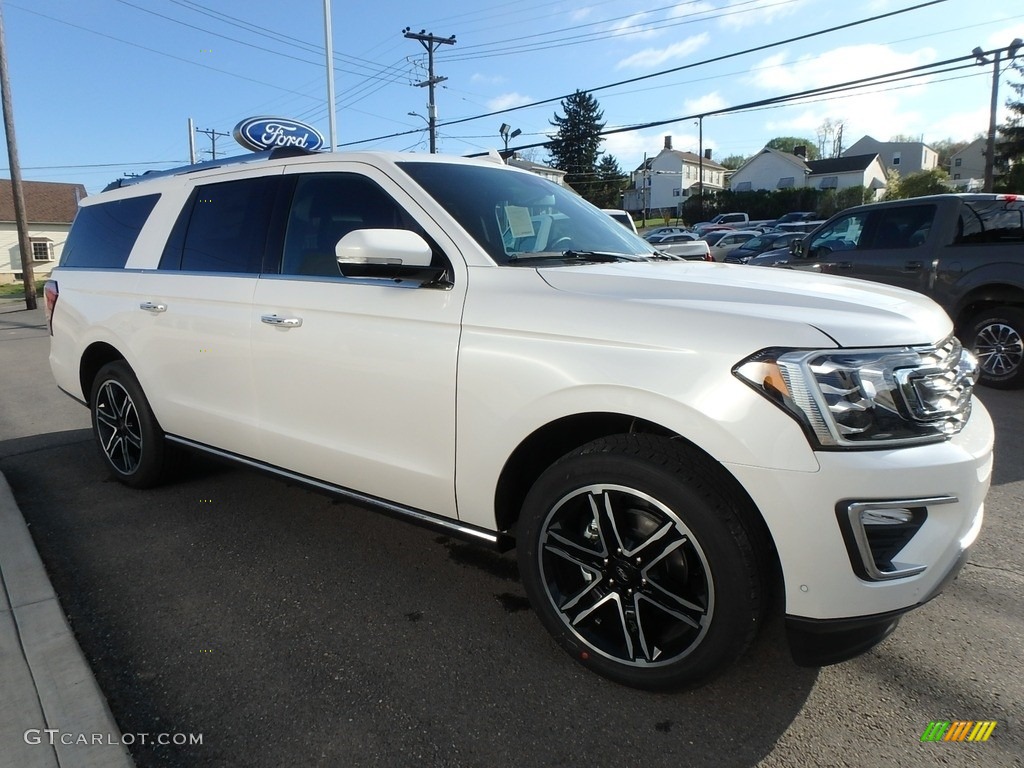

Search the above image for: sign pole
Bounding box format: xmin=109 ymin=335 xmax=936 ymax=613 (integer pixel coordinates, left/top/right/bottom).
xmin=324 ymin=0 xmax=337 ymax=152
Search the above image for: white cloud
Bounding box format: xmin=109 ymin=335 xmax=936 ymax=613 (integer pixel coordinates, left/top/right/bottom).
xmin=748 ymin=44 xmax=937 ymax=93
xmin=719 ymin=0 xmax=813 ymax=30
xmin=570 ymin=6 xmax=592 ymax=22
xmin=668 ymin=1 xmax=716 ymax=19
xmin=616 ymin=33 xmax=709 ymax=70
xmin=925 ymin=108 xmax=991 ymax=144
xmin=487 ymin=92 xmax=533 ymax=111
xmin=685 ymin=92 xmax=727 ymax=114
xmin=984 ymin=24 xmax=1024 ymax=51
xmin=608 ymin=11 xmax=662 ymax=40
xmin=471 ymin=73 xmax=506 ymax=85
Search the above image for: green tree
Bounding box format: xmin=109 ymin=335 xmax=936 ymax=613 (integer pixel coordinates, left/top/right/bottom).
xmin=547 ymin=90 xmax=606 ymax=196
xmin=590 ymin=154 xmax=628 ymax=209
xmin=930 ymin=137 xmax=973 ymax=171
xmin=765 ymin=136 xmax=819 ymax=160
xmin=718 ymin=154 xmax=748 ymax=170
xmin=997 ymin=60 xmax=1024 ymax=189
xmin=897 ymin=168 xmax=951 ymax=199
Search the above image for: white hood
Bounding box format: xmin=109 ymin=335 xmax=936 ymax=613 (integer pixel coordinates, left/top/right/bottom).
xmin=537 ymin=261 xmax=952 ymax=348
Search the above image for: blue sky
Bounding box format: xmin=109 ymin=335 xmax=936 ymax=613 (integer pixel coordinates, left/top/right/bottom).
xmin=3 ymin=0 xmax=1024 ymax=193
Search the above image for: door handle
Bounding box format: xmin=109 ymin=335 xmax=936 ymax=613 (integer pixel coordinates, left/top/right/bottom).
xmin=261 ymin=314 xmax=302 ymax=328
xmin=904 ymin=261 xmax=923 ymax=271
xmin=139 ymin=301 xmax=166 ymax=313
xmin=836 ymin=261 xmax=853 ymax=270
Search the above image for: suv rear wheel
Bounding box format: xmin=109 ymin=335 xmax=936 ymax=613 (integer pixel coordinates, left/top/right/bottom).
xmin=967 ymin=307 xmax=1024 ymax=389
xmin=90 ymin=361 xmax=176 ymax=488
xmin=517 ymin=434 xmax=765 ymax=690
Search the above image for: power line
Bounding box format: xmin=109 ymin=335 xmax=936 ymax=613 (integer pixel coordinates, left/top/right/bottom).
xmin=339 ymin=0 xmax=950 ymax=147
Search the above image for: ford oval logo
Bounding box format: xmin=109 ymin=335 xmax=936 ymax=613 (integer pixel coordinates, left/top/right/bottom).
xmin=233 ymin=116 xmax=325 ymax=152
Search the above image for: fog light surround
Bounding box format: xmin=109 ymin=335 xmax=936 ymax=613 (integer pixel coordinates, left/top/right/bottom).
xmin=836 ymin=496 xmax=957 ymax=581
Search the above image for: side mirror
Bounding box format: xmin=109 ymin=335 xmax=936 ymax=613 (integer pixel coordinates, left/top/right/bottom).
xmin=336 ymin=228 xmax=433 ymax=267
xmin=789 ymin=238 xmax=805 ymax=258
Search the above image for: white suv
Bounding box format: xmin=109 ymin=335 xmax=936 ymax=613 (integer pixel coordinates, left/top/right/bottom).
xmin=46 ymin=148 xmax=992 ymax=690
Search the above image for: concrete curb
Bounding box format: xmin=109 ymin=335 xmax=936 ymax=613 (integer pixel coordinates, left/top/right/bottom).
xmin=0 ymin=472 xmax=134 ymax=768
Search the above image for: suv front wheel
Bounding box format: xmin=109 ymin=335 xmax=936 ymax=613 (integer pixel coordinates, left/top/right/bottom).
xmin=517 ymin=434 xmax=765 ymax=690
xmin=967 ymin=307 xmax=1024 ymax=389
xmin=90 ymin=361 xmax=176 ymax=488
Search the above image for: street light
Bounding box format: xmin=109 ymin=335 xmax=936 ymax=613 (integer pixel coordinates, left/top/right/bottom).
xmin=499 ymin=123 xmax=521 ymax=162
xmin=973 ymin=39 xmax=1023 ymax=192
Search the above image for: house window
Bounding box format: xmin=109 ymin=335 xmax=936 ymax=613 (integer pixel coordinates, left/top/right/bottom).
xmin=672 ymin=188 xmax=681 ymax=197
xmin=818 ymin=176 xmax=838 ymax=189
xmin=955 ymin=158 xmax=962 ymax=167
xmin=777 ymin=176 xmax=795 ymax=189
xmin=892 ymin=152 xmax=901 ymax=166
xmin=30 ymin=239 xmax=54 ymax=261
xmin=954 ymin=173 xmax=961 ymax=180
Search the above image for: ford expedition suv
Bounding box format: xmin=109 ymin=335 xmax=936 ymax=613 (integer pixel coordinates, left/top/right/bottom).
xmin=46 ymin=149 xmax=992 ymax=690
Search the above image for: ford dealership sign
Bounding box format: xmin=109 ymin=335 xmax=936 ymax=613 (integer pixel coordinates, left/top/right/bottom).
xmin=233 ymin=116 xmax=325 ymax=152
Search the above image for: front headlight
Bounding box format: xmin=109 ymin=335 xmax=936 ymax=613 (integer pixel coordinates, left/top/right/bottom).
xmin=733 ymin=337 xmax=978 ymax=449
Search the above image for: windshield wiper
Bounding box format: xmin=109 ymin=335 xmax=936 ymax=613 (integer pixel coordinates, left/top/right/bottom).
xmin=508 ymin=250 xmax=643 ymax=265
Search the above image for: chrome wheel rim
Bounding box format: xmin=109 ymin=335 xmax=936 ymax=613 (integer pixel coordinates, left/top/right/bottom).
xmin=974 ymin=322 xmax=1023 ymax=378
xmin=95 ymin=380 xmax=143 ymax=475
xmin=538 ymin=484 xmax=713 ymax=667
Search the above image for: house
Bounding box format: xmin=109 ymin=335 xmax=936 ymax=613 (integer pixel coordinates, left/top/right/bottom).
xmin=728 ymin=147 xmax=886 ymax=199
xmin=843 ymin=135 xmax=938 ymax=175
xmin=948 ymin=137 xmax=986 ymax=190
xmin=506 ymin=155 xmax=568 ymax=186
xmin=622 ymin=136 xmax=726 ymax=215
xmin=1 ymin=179 xmax=86 ymax=284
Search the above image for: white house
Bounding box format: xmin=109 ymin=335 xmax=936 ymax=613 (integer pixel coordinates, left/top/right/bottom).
xmin=623 ymin=136 xmax=726 ymax=214
xmin=948 ymin=137 xmax=986 ymax=190
xmin=507 ymin=155 xmax=568 ymax=186
xmin=728 ymin=148 xmax=886 ymax=199
xmin=843 ymin=135 xmax=938 ymax=175
xmin=1 ymin=180 xmax=86 ymax=284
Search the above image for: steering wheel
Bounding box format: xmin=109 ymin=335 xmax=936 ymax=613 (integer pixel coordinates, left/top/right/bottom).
xmin=550 ymin=237 xmax=574 ymax=251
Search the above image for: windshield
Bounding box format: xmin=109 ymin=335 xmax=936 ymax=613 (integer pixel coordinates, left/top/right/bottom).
xmin=398 ymin=161 xmax=656 ymax=266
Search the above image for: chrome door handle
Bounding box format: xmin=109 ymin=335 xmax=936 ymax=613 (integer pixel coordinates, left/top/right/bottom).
xmin=904 ymin=261 xmax=923 ymax=271
xmin=261 ymin=314 xmax=302 ymax=328
xmin=139 ymin=301 xmax=166 ymax=313
xmin=837 ymin=261 xmax=853 ymax=270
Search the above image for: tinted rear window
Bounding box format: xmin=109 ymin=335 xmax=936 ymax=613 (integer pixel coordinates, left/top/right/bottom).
xmin=958 ymin=201 xmax=1024 ymax=243
xmin=60 ymin=194 xmax=160 ymax=269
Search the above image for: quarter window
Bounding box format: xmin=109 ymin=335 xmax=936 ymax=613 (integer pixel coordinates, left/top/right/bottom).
xmin=61 ymin=194 xmax=160 ymax=269
xmin=958 ymin=201 xmax=1024 ymax=243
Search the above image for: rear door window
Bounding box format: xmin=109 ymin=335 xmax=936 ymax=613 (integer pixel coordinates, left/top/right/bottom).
xmin=958 ymin=201 xmax=1024 ymax=243
xmin=60 ymin=194 xmax=160 ymax=269
xmin=160 ymin=177 xmax=278 ymax=273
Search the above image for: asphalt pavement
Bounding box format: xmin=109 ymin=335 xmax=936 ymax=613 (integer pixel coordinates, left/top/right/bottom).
xmin=1 ymin=299 xmax=1021 ymax=768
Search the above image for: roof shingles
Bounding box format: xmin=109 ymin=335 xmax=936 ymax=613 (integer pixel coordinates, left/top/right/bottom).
xmin=0 ymin=180 xmax=86 ymax=224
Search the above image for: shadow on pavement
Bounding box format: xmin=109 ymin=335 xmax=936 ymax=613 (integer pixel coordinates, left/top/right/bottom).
xmin=1 ymin=431 xmax=817 ymax=768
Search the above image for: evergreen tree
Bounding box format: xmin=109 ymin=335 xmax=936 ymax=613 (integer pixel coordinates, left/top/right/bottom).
xmin=591 ymin=155 xmax=627 ymax=209
xmin=997 ymin=60 xmax=1024 ymax=189
xmin=548 ymin=90 xmax=606 ymax=195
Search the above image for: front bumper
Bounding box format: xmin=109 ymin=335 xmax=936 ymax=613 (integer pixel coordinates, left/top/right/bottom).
xmin=786 ymin=544 xmax=970 ymax=666
xmin=724 ymin=396 xmax=992 ymax=633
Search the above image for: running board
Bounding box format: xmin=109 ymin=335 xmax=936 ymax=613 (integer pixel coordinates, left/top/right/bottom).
xmin=165 ymin=435 xmax=514 ymax=551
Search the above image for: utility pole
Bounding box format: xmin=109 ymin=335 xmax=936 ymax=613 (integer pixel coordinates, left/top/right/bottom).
xmin=0 ymin=4 xmax=35 ymax=309
xmin=196 ymin=127 xmax=230 ymax=160
xmin=188 ymin=117 xmax=197 ymax=164
xmin=402 ymin=28 xmax=455 ymax=154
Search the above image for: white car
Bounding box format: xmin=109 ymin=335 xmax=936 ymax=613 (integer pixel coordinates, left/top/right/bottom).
xmin=706 ymin=229 xmax=761 ymax=262
xmin=46 ymin=148 xmax=992 ymax=690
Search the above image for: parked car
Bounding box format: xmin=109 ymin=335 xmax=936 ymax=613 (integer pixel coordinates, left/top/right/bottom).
xmin=46 ymin=149 xmax=992 ymax=691
xmin=602 ymin=209 xmax=638 ymax=234
xmin=642 ymin=226 xmax=690 ymax=242
xmin=775 ymin=220 xmax=827 ymax=234
xmin=707 ymin=230 xmax=760 ymax=262
xmin=654 ymin=234 xmax=712 ymax=260
xmin=772 ymin=211 xmax=818 ymax=227
xmin=747 ymin=244 xmax=799 ymax=267
xmin=724 ymin=232 xmax=804 ymax=264
xmin=787 ymin=193 xmax=1024 ymax=388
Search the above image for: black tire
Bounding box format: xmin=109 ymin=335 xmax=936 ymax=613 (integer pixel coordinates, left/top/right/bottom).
xmin=89 ymin=361 xmax=176 ymax=488
xmin=517 ymin=434 xmax=765 ymax=690
xmin=965 ymin=306 xmax=1024 ymax=390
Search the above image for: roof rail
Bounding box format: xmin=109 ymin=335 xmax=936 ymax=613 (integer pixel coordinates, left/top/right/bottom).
xmin=102 ymin=146 xmax=316 ymax=191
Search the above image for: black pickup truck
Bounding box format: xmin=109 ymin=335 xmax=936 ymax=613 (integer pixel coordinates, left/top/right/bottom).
xmin=787 ymin=194 xmax=1024 ymax=389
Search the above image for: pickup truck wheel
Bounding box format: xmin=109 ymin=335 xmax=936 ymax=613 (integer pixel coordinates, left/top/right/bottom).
xmin=517 ymin=435 xmax=764 ymax=690
xmin=967 ymin=307 xmax=1024 ymax=389
xmin=90 ymin=361 xmax=174 ymax=488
